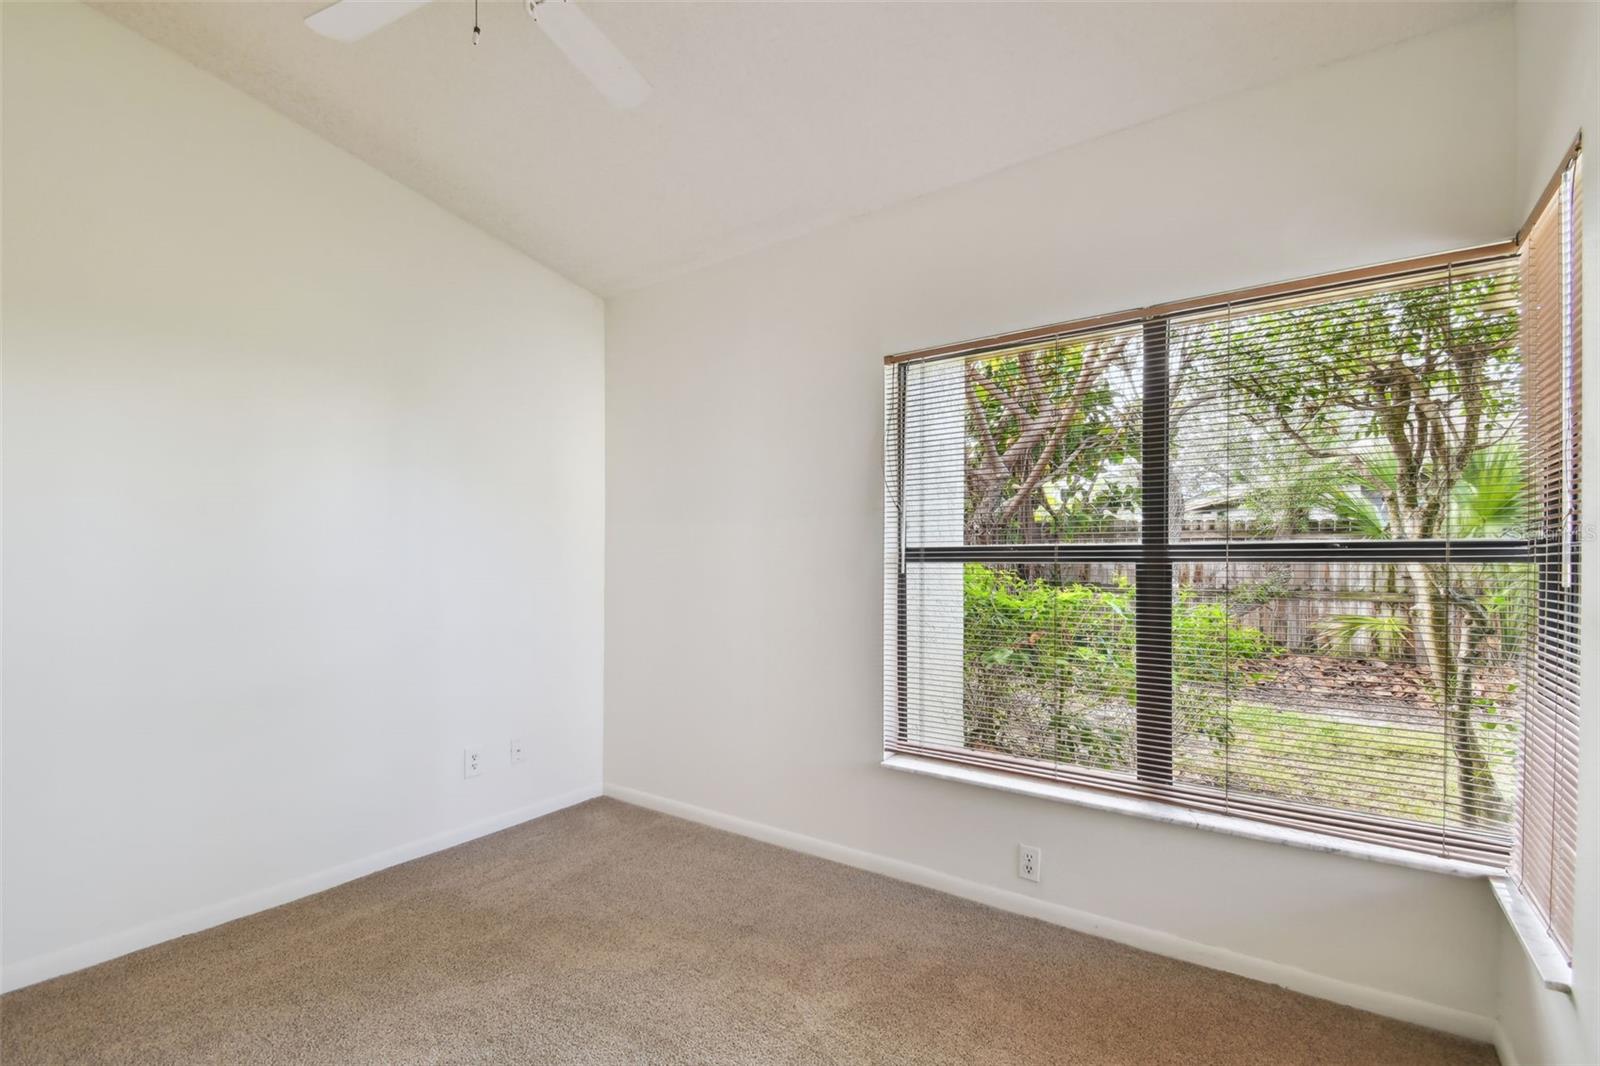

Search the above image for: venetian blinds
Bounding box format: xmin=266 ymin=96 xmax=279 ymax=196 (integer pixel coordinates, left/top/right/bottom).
xmin=1515 ymin=144 xmax=1583 ymax=958
xmin=885 ymin=244 xmax=1550 ymax=866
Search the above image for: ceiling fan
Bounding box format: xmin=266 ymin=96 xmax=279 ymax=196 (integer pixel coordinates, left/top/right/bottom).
xmin=304 ymin=0 xmax=651 ymax=109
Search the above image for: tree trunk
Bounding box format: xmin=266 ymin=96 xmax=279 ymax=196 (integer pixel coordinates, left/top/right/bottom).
xmin=1406 ymin=562 xmax=1506 ymax=825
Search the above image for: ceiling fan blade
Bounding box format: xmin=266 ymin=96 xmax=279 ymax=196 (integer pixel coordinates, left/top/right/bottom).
xmin=528 ymin=0 xmax=651 ymax=110
xmin=306 ymin=0 xmax=434 ymax=43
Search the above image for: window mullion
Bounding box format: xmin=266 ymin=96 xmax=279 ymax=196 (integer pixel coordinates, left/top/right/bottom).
xmin=1136 ymin=317 xmax=1175 ymax=784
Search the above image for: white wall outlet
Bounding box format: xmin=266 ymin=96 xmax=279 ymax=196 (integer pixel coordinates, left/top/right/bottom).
xmin=510 ymin=738 xmax=526 ymax=764
xmin=1018 ymin=844 xmax=1041 ymax=883
xmin=463 ymin=747 xmax=483 ymax=779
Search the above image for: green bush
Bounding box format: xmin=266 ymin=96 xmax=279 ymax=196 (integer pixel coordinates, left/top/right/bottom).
xmin=962 ymin=564 xmax=1275 ymax=768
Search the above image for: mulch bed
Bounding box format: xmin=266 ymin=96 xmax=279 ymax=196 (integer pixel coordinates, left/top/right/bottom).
xmin=1236 ymin=653 xmax=1518 ymax=723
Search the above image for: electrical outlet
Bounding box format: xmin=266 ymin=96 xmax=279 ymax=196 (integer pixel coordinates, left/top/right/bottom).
xmin=463 ymin=747 xmax=483 ymax=779
xmin=510 ymin=738 xmax=527 ymax=764
xmin=1018 ymin=844 xmax=1041 ymax=883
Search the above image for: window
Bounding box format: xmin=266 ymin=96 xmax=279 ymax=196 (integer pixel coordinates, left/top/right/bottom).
xmin=1515 ymin=141 xmax=1583 ymax=958
xmin=884 ymin=155 xmax=1580 ymax=892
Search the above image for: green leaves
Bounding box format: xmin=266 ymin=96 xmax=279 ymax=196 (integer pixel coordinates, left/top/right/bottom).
xmin=963 ymin=564 xmax=1274 ymax=768
xmin=1452 ymin=443 xmax=1528 ymax=538
xmin=1174 ymin=271 xmax=1521 ymax=541
xmin=1318 ymin=612 xmax=1413 ymax=658
xmin=965 ymin=337 xmax=1140 ymax=544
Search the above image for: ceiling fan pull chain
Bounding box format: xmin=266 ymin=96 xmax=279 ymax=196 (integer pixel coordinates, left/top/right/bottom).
xmin=472 ymin=0 xmax=480 ymax=45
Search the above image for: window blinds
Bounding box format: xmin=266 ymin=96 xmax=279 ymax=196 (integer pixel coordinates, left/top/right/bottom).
xmin=885 ymin=238 xmax=1566 ymax=869
xmin=1516 ymin=147 xmax=1583 ymax=957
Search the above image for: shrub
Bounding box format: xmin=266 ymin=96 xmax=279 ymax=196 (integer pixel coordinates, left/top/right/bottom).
xmin=962 ymin=564 xmax=1276 ymax=768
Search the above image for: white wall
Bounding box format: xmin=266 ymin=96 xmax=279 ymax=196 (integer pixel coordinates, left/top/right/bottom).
xmin=605 ymin=14 xmax=1518 ymax=1034
xmin=1 ymin=2 xmax=605 ymax=989
xmin=1497 ymin=5 xmax=1600 ymax=1064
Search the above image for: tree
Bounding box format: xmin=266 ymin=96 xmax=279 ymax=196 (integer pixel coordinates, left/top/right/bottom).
xmin=964 ymin=338 xmax=1138 ymax=549
xmin=1190 ymin=272 xmax=1522 ymax=824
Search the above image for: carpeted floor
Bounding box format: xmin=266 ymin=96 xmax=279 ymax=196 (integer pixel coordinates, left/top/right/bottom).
xmin=1 ymin=797 xmax=1497 ymax=1065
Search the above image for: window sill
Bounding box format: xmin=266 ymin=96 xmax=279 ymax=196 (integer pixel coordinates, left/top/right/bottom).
xmin=1490 ymin=877 xmax=1574 ymax=993
xmin=881 ymin=752 xmax=1502 ymax=880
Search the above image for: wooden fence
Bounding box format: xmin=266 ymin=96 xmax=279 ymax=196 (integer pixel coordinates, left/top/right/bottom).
xmin=1021 ymin=520 xmax=1413 ymax=656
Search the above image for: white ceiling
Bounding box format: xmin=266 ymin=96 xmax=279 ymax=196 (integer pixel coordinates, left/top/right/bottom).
xmin=95 ymin=1 xmax=1502 ymax=295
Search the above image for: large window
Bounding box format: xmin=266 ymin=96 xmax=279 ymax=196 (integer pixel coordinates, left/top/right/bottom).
xmin=884 ymin=152 xmax=1581 ymax=920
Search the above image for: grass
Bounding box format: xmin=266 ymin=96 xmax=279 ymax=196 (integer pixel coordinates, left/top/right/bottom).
xmin=1175 ymin=702 xmax=1517 ymax=829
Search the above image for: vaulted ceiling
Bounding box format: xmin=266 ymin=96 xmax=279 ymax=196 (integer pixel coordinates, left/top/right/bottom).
xmin=97 ymin=1 xmax=1504 ymax=295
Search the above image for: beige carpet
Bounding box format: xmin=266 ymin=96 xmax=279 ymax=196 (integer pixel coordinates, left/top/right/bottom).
xmin=2 ymin=797 xmax=1497 ymax=1065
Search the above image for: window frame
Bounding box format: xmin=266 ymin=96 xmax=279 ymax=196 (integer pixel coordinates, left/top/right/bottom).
xmin=884 ymin=244 xmax=1543 ymax=869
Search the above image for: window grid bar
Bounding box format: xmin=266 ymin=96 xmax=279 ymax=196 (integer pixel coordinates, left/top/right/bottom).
xmin=905 ymin=541 xmax=1535 ymax=564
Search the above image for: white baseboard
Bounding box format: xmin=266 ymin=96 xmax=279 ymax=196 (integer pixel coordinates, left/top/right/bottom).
xmin=1 ymin=783 xmax=602 ymax=993
xmin=1493 ymin=1023 xmax=1522 ymax=1066
xmin=603 ymin=783 xmax=1498 ymax=1045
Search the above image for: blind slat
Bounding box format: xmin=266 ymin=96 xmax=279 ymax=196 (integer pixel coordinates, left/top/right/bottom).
xmin=1512 ymin=152 xmax=1583 ymax=959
